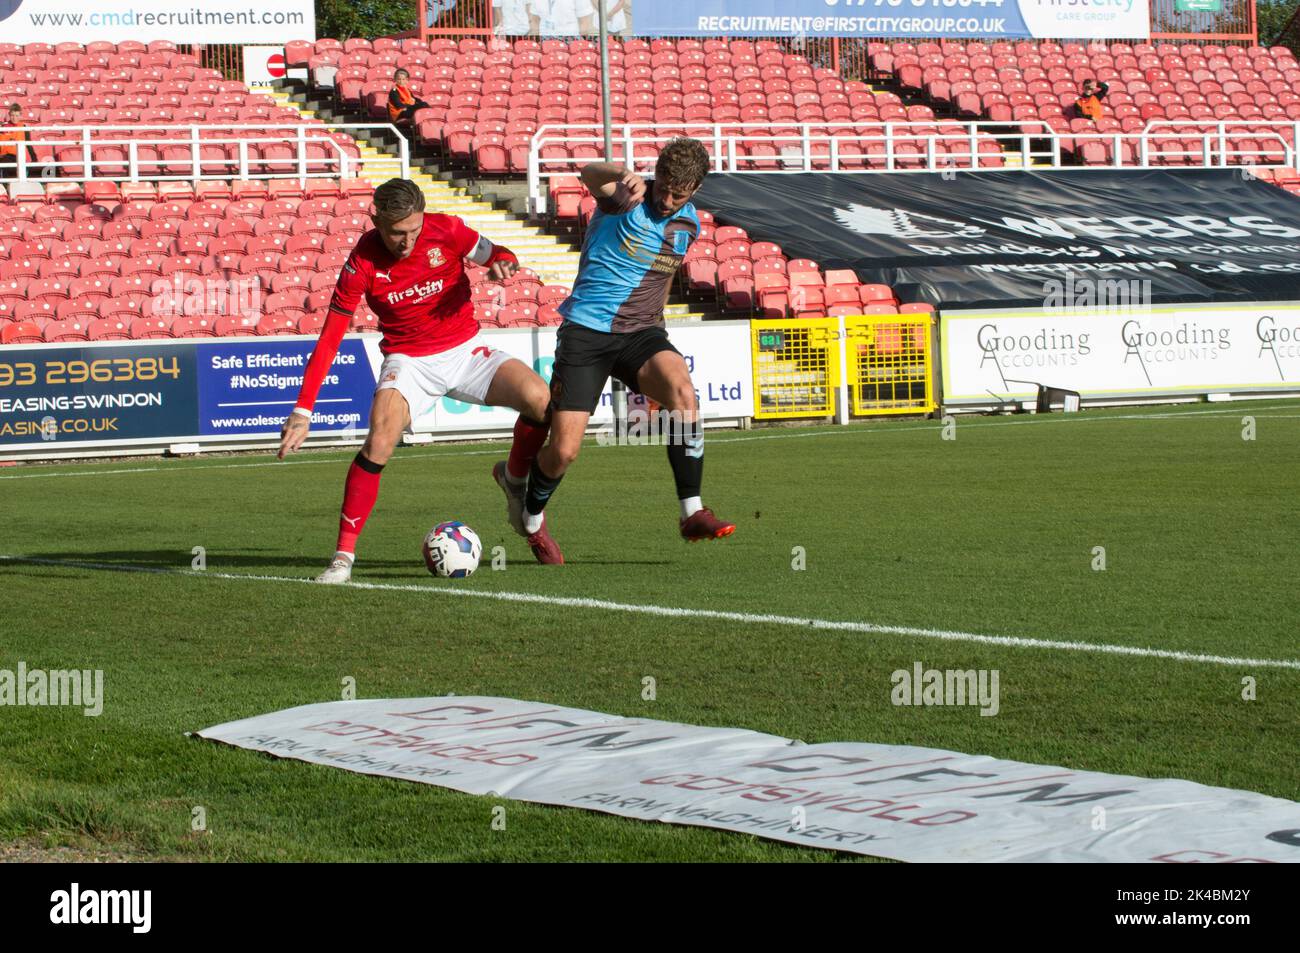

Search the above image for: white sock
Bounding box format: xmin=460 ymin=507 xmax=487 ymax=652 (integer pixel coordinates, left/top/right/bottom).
xmin=333 ymin=550 xmax=355 ymax=564
xmin=680 ymin=496 xmax=703 ymax=520
xmin=523 ymin=512 xmax=544 ymax=535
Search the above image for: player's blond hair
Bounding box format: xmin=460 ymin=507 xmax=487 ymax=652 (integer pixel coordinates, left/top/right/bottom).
xmin=373 ymin=179 xmax=425 ymax=223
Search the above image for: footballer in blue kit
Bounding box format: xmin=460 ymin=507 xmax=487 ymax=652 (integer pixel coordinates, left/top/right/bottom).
xmin=492 ymin=138 xmax=737 ymax=563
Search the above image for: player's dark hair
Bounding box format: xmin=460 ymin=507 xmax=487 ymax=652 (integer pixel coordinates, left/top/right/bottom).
xmin=394 ymin=68 xmax=409 ymax=80
xmin=656 ymin=138 xmax=710 ymax=192
xmin=372 ymin=178 xmax=425 ymax=223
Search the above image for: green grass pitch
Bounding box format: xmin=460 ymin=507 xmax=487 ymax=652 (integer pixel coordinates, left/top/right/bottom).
xmin=1 ymin=400 xmax=1297 ymax=861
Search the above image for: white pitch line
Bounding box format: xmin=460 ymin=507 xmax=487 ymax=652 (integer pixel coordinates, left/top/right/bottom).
xmin=3 ymin=404 xmax=1297 ymax=482
xmin=0 ymin=445 xmax=510 ymax=481
xmin=2 ymin=554 xmax=1296 ymax=671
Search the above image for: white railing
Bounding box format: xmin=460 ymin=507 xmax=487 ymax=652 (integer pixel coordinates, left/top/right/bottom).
xmin=1142 ymin=119 xmax=1300 ymax=167
xmin=527 ymin=121 xmax=1300 ymax=214
xmin=3 ymin=123 xmax=407 ymax=184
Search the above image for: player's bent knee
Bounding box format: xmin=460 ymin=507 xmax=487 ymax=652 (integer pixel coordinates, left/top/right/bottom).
xmin=540 ymin=434 xmax=582 ymax=473
xmin=527 ymin=384 xmax=551 ymax=423
xmin=665 ymin=381 xmax=698 ymax=412
xmin=363 ymin=394 xmax=409 ymax=465
xmin=552 ymin=438 xmax=582 ymax=470
xmin=362 ymin=420 xmax=403 ymax=464
xmin=361 ymin=436 xmax=395 ymax=466
xmin=540 ymin=442 xmax=576 ymax=475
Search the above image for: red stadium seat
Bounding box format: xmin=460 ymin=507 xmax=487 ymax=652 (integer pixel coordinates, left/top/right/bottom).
xmin=257 ymin=313 xmax=301 ymax=335
xmin=215 ymin=314 xmax=259 ymax=337
xmin=43 ymin=318 xmax=91 ymax=342
xmin=170 ymin=315 xmax=217 ymax=338
xmin=88 ymin=318 xmax=132 ymax=341
xmin=1 ymin=321 xmax=43 ymax=344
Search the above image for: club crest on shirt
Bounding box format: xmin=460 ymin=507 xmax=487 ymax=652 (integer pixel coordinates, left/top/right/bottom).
xmin=428 ymin=247 xmax=445 ymax=268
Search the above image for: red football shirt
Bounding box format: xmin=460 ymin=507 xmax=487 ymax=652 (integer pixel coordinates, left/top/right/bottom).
xmin=293 ymin=213 xmax=483 ymax=413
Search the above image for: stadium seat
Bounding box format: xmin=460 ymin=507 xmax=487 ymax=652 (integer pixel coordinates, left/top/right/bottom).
xmin=258 ymin=313 xmax=301 ymax=335
xmin=2 ymin=320 xmax=44 ymax=344
xmin=171 ymin=315 xmax=217 ymax=337
xmin=214 ymin=313 xmax=259 ymax=336
xmin=88 ymin=317 xmax=132 ymax=341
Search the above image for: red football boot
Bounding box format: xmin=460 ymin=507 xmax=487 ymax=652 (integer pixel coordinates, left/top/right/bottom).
xmin=680 ymin=507 xmax=736 ymax=542
xmin=526 ymin=514 xmax=565 ymax=565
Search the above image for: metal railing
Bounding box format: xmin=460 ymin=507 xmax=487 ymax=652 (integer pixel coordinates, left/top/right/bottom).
xmin=527 ymin=120 xmax=1300 ymax=213
xmin=2 ymin=124 xmax=407 ymax=184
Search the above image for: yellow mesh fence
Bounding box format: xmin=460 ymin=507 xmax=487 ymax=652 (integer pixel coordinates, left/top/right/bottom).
xmin=844 ymin=315 xmax=936 ymax=416
xmin=750 ymin=318 xmax=839 ymax=419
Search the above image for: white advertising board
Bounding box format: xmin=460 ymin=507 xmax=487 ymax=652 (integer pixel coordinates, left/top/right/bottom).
xmin=0 ymin=1 xmax=315 ymax=45
xmin=941 ymin=303 xmax=1300 ymax=405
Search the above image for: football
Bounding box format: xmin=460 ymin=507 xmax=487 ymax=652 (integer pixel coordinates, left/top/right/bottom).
xmin=422 ymin=521 xmax=482 ymax=578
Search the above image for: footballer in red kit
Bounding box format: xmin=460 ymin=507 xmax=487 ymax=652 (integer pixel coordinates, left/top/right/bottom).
xmin=279 ymin=179 xmax=564 ymax=583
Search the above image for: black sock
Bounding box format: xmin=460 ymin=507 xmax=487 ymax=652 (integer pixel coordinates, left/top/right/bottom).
xmin=666 ymin=413 xmax=703 ymax=500
xmin=354 ymin=451 xmax=385 ymax=474
xmin=524 ymin=458 xmax=564 ymax=516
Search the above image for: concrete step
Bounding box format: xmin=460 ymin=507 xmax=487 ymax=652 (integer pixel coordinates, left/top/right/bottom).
xmin=270 ymin=90 xmax=601 ymax=295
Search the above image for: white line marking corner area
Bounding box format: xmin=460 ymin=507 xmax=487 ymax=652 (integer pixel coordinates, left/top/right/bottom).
xmin=1 ymin=554 xmax=1294 ymax=672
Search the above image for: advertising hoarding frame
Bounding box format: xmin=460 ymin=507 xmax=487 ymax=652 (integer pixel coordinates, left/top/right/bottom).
xmin=937 ymin=301 xmax=1300 ymax=411
xmin=0 ymin=323 xmax=756 ymax=461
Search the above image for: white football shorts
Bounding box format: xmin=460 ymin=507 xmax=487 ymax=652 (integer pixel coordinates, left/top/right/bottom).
xmin=375 ymin=333 xmax=513 ymax=422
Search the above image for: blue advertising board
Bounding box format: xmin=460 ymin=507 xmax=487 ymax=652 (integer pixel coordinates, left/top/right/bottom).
xmin=0 ymin=324 xmax=754 ymax=456
xmin=0 ymin=343 xmax=199 ymax=446
xmin=196 ymin=338 xmax=374 ymax=437
xmin=632 ymin=0 xmax=1150 ymax=40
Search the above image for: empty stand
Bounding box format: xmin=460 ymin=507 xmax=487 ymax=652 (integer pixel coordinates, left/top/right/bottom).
xmin=0 ymin=182 xmax=570 ymax=341
xmin=877 ymin=39 xmax=1300 ymax=167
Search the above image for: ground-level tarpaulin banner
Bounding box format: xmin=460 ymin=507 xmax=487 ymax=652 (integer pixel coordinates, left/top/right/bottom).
xmin=693 ymin=170 xmax=1300 ymax=309
xmin=633 ymin=0 xmax=1151 ymax=39
xmin=196 ymin=697 xmax=1300 ymax=862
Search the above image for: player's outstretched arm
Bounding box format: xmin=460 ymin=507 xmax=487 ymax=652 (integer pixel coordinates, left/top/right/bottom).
xmin=279 ymin=302 xmax=352 ymax=459
xmin=580 ymin=162 xmax=645 ymax=205
xmin=279 ymin=249 xmax=367 ymax=459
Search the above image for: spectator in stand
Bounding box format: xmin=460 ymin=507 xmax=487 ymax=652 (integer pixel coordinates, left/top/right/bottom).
xmin=387 ymin=69 xmax=429 ymax=129
xmin=529 ymin=0 xmax=595 ymax=35
xmin=0 ymin=103 xmax=30 ymax=179
xmin=606 ymin=0 xmax=632 ymax=37
xmin=493 ymin=0 xmax=532 ymax=34
xmin=1075 ymin=79 xmax=1110 ymax=122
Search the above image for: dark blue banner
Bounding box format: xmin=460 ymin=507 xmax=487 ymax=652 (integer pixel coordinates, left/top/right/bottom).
xmin=196 ymin=338 xmax=374 ymax=437
xmin=693 ymin=170 xmax=1300 ymax=309
xmin=0 ymin=343 xmax=198 ymax=446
